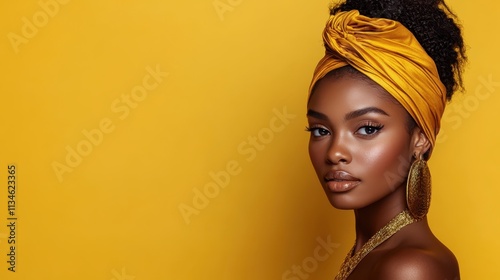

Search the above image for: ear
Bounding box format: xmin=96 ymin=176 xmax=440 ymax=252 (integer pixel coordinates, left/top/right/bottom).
xmin=410 ymin=127 xmax=431 ymax=159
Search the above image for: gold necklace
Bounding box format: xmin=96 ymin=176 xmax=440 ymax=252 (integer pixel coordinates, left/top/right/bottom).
xmin=334 ymin=210 xmax=417 ymax=280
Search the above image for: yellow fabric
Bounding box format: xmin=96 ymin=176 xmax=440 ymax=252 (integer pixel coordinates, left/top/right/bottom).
xmin=309 ymin=10 xmax=446 ymax=148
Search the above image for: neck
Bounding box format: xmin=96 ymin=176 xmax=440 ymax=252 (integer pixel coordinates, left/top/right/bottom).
xmin=353 ymin=185 xmax=407 ymax=252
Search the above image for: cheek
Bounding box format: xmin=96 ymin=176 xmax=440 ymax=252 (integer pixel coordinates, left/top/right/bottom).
xmin=357 ymin=137 xmax=411 ymax=186
xmin=308 ymin=140 xmax=326 ymax=170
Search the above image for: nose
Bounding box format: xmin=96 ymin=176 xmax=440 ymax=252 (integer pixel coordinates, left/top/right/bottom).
xmin=326 ymin=135 xmax=351 ymax=165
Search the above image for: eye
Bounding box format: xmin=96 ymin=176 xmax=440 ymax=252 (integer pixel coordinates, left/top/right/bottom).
xmin=356 ymin=124 xmax=383 ymax=136
xmin=305 ymin=126 xmax=330 ymax=137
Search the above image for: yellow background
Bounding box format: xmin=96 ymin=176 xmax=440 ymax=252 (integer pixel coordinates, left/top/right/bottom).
xmin=0 ymin=0 xmax=498 ymax=279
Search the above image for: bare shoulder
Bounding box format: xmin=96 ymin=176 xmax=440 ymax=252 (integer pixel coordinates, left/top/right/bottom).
xmin=372 ymin=246 xmax=460 ymax=280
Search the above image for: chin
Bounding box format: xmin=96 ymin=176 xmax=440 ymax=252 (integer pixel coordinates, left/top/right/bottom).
xmin=325 ymin=193 xmax=365 ymax=210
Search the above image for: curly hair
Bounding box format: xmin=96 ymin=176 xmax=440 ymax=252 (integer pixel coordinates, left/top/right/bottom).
xmin=330 ymin=0 xmax=467 ymax=101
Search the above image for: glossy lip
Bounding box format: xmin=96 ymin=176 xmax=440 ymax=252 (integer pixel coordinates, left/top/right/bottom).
xmin=324 ymin=170 xmax=361 ymax=193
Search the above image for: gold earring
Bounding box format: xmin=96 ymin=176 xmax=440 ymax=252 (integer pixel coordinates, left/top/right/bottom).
xmin=406 ymin=155 xmax=431 ymax=220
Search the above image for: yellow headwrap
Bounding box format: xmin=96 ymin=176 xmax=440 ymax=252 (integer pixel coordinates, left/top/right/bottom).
xmin=309 ymin=10 xmax=446 ymax=148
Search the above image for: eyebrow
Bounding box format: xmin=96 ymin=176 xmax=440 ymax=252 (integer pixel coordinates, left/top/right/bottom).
xmin=306 ymin=109 xmax=329 ymax=120
xmin=307 ymin=107 xmax=389 ymax=121
xmin=344 ymin=107 xmax=389 ymax=121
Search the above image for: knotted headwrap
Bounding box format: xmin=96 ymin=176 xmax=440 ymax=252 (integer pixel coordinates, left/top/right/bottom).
xmin=309 ymin=10 xmax=446 ymax=148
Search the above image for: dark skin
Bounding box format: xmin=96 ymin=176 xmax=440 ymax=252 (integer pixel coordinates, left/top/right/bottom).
xmin=307 ymin=72 xmax=460 ymax=279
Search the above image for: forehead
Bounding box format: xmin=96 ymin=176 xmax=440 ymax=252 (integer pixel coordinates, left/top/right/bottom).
xmin=307 ymin=73 xmax=407 ymax=118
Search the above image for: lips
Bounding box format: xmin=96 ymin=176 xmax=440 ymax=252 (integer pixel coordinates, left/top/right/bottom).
xmin=324 ymin=170 xmax=361 ymax=192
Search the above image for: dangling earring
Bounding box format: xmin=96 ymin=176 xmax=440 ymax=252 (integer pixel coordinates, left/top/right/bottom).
xmin=406 ymin=154 xmax=431 ymax=220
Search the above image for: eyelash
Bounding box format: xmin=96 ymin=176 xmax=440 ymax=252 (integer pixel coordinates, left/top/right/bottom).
xmin=305 ymin=123 xmax=384 ymax=137
xmin=356 ymin=123 xmax=384 ymax=136
xmin=305 ymin=125 xmax=330 ymax=137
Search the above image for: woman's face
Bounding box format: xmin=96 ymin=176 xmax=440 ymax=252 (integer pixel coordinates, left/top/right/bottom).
xmin=307 ymin=73 xmax=420 ymax=210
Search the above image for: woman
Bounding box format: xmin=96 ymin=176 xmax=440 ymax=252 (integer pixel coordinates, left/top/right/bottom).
xmin=305 ymin=0 xmax=466 ymax=279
